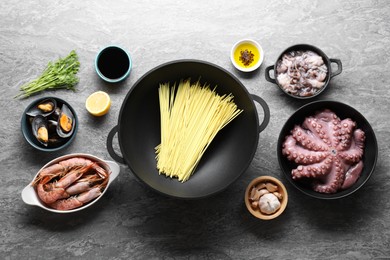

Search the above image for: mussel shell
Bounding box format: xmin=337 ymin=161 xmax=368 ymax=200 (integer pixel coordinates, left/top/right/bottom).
xmin=56 ymin=104 xmax=75 ymax=138
xmin=31 ymin=115 xmax=49 ymax=147
xmin=43 ymin=120 xmax=67 ymax=145
xmin=26 ymin=98 xmax=57 ymax=117
xmin=52 ymin=107 xmax=62 ymax=120
xmin=47 ymin=120 xmax=58 ymax=134
xmin=48 ymin=134 xmax=68 ymax=146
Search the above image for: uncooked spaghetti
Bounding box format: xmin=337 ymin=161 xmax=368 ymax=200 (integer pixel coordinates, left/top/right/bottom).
xmin=155 ymin=79 xmax=243 ymax=182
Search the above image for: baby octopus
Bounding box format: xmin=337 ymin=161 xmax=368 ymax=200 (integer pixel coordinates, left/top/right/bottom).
xmin=276 ymin=50 xmax=328 ymax=97
xmin=282 ymin=109 xmax=365 ymax=193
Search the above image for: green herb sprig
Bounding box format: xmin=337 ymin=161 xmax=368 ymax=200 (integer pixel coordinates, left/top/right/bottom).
xmin=15 ymin=50 xmax=80 ymax=99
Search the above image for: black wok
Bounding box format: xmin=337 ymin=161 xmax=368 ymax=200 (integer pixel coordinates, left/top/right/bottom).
xmin=107 ymin=60 xmax=270 ymax=199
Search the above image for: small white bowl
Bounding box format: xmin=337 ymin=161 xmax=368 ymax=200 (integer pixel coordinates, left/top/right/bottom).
xmin=230 ymin=39 xmax=264 ymax=72
xmin=21 ymin=153 xmax=120 ymax=213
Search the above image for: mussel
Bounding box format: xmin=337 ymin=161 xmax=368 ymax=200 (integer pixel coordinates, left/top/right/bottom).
xmin=56 ymin=104 xmax=75 ymax=138
xmin=25 ymin=98 xmax=76 ymax=149
xmin=26 ymin=98 xmax=57 ymax=117
xmin=31 ymin=115 xmax=49 ymax=146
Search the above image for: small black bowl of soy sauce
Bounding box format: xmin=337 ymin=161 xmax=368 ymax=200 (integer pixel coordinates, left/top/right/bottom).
xmin=95 ymin=45 xmax=132 ymax=83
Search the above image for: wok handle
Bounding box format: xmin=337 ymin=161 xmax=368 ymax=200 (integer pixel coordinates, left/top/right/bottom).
xmin=251 ymin=94 xmax=270 ymax=133
xmin=265 ymin=65 xmax=276 ymax=84
xmin=106 ymin=125 xmax=125 ymax=164
xmin=329 ymin=58 xmax=342 ymax=78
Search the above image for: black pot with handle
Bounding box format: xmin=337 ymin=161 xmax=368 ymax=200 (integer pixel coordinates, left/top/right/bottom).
xmin=107 ymin=60 xmax=270 ymax=199
xmin=265 ymin=44 xmax=342 ymax=99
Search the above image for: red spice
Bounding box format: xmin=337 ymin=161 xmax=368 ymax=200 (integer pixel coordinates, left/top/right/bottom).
xmin=239 ymin=49 xmax=255 ymax=66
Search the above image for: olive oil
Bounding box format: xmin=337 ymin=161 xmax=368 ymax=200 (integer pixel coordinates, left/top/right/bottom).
xmin=234 ymin=42 xmax=260 ymax=68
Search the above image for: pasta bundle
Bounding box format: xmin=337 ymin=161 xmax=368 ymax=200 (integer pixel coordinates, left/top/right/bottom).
xmin=155 ymin=79 xmax=243 ymax=182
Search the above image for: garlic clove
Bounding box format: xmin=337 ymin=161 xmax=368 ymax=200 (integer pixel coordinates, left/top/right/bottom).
xmin=273 ymin=191 xmax=283 ymax=200
xmin=250 ymin=187 xmax=258 ymax=200
xmin=265 ymin=182 xmax=279 ymax=193
xmin=250 ymin=187 xmax=269 ymax=201
xmin=258 ymin=188 xmax=269 ymax=197
xmin=251 ymin=201 xmax=259 ymax=209
xmin=256 ymin=183 xmax=266 ymax=190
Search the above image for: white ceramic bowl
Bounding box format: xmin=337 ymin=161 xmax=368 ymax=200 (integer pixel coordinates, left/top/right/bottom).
xmin=230 ymin=39 xmax=264 ymax=72
xmin=21 ymin=153 xmax=120 ymax=213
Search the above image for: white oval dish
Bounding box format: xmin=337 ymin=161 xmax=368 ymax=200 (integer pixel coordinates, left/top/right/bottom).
xmin=230 ymin=39 xmax=264 ymax=72
xmin=21 ymin=153 xmax=120 ymax=213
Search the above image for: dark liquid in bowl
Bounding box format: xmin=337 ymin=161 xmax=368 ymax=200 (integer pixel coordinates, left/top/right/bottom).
xmin=97 ymin=47 xmax=130 ymax=79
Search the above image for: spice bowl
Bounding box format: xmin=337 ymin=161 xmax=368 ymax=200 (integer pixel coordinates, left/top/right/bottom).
xmin=231 ymin=39 xmax=264 ymax=72
xmin=245 ymin=176 xmax=288 ymax=220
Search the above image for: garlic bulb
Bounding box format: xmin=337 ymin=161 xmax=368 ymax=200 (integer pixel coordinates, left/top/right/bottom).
xmin=259 ymin=193 xmax=281 ymax=214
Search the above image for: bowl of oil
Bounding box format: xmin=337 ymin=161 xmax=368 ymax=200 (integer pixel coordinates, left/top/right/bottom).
xmin=231 ymin=39 xmax=264 ymax=72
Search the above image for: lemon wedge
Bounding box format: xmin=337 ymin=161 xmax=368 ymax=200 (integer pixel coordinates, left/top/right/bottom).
xmin=85 ymin=91 xmax=111 ymax=116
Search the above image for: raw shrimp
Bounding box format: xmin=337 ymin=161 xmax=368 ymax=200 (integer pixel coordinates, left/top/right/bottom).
xmin=33 ymin=157 xmax=108 ymax=186
xmin=49 ymin=186 xmax=103 ymax=210
xmin=36 ymin=165 xmax=93 ymax=204
xmin=33 ymin=157 xmax=110 ymax=207
xmin=65 ymin=174 xmax=107 ymax=195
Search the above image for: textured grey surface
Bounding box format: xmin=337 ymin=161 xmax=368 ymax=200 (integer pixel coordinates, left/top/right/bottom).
xmin=1 ymin=0 xmax=390 ymax=259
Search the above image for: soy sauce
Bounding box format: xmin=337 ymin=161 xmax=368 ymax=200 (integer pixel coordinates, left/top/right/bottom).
xmin=97 ymin=47 xmax=130 ymax=79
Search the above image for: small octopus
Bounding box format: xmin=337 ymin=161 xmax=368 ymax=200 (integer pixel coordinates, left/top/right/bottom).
xmin=282 ymin=109 xmax=365 ymax=193
xmin=276 ymin=50 xmax=328 ymax=97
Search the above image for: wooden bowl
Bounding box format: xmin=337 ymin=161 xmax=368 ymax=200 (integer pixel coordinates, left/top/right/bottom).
xmin=245 ymin=176 xmax=288 ymax=220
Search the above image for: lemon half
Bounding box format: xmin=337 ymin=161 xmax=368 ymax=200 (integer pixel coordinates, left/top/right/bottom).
xmin=85 ymin=91 xmax=111 ymax=116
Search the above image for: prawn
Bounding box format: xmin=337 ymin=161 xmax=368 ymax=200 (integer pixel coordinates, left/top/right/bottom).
xmin=33 ymin=157 xmax=109 ymax=205
xmin=49 ymin=185 xmax=105 ymax=210
xmin=33 ymin=157 xmax=108 ymax=186
xmin=65 ymin=174 xmax=107 ymax=195
xmin=36 ymin=165 xmax=92 ymax=204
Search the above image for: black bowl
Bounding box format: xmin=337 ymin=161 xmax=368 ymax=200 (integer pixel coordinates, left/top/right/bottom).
xmin=265 ymin=44 xmax=342 ymax=99
xmin=21 ymin=97 xmax=78 ymax=152
xmin=277 ymin=100 xmax=378 ymax=199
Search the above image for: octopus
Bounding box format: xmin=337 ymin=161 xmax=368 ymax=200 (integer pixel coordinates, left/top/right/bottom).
xmin=282 ymin=109 xmax=365 ymax=194
xmin=276 ymin=50 xmax=328 ymax=97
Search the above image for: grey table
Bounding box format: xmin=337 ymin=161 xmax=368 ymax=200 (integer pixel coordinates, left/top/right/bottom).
xmin=1 ymin=0 xmax=389 ymax=259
